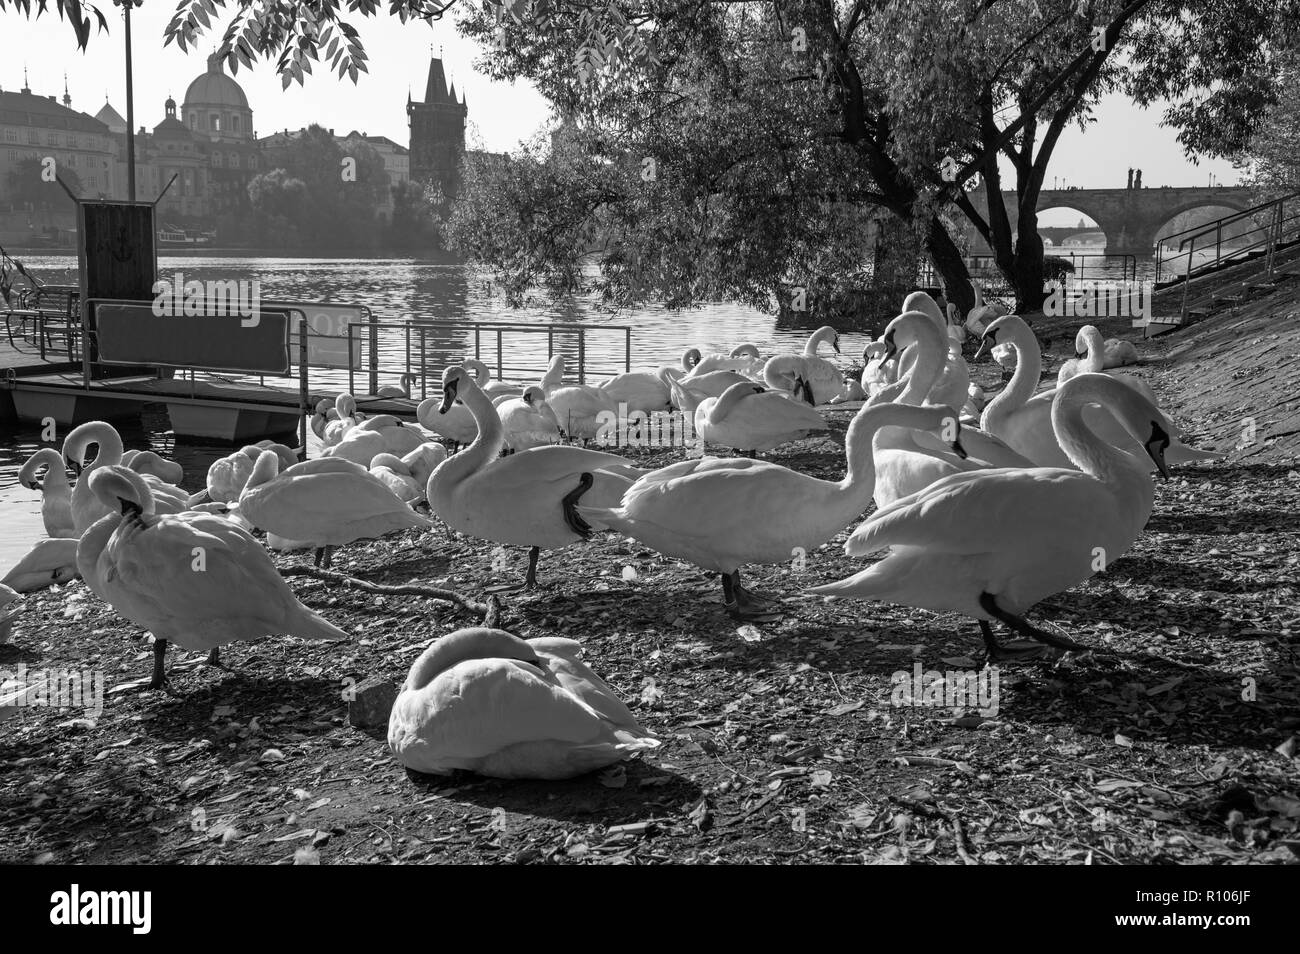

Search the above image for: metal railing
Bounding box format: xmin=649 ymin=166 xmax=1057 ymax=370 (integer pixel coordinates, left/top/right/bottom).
xmin=345 ymin=319 xmax=634 ymax=400
xmin=1155 ymin=191 xmax=1300 ymax=303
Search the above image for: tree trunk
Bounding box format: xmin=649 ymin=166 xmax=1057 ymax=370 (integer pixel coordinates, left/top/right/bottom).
xmin=925 ymin=215 xmax=974 ymax=313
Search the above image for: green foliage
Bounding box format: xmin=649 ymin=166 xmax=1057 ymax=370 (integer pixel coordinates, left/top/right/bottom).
xmin=4 ymin=157 xmax=85 ymax=209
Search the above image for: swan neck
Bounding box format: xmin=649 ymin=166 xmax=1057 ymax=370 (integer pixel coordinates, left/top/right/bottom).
xmin=983 ymin=322 xmax=1041 ymax=427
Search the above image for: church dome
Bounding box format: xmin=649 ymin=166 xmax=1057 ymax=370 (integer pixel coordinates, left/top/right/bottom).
xmin=183 ymin=54 xmax=249 ymax=109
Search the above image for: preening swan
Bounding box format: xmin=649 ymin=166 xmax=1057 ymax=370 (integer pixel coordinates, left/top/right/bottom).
xmin=122 ymin=450 xmax=185 ymax=485
xmin=369 ymin=454 xmax=424 ymax=504
xmin=388 ymin=627 xmax=659 ymax=779
xmin=598 ymin=367 xmax=673 ymax=415
xmin=62 ymin=422 xmax=196 ymax=533
xmin=77 ymin=466 xmax=349 ymax=689
xmin=323 ymin=414 xmax=427 ymax=465
xmin=463 ymin=359 xmax=517 ymax=400
xmin=497 ymin=385 xmax=563 ymax=451
xmin=239 ymin=452 xmax=431 ymax=568
xmin=578 ymin=402 xmax=965 ymax=618
xmin=691 ymin=343 xmax=765 ymax=378
xmin=1056 ymin=325 xmax=1156 ymax=405
xmin=19 ymin=448 xmax=76 ymax=538
xmin=786 ymin=325 xmax=847 ymax=405
xmin=426 ymin=366 xmax=646 ymax=588
xmin=687 ymin=380 xmax=828 ymax=454
xmin=811 ymin=373 xmax=1171 ymax=660
xmin=2 ymin=538 xmax=80 ymax=592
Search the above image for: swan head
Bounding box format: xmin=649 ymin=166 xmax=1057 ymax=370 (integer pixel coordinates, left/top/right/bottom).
xmin=335 ymin=393 xmax=358 ymax=419
xmin=810 ymin=325 xmax=840 ymax=355
xmin=370 ymin=453 xmax=408 ymax=474
xmin=19 ymin=449 xmax=63 ymax=490
xmin=1074 ymin=324 xmax=1103 ymax=358
xmin=729 ymin=343 xmax=761 ymax=359
xmin=521 ymin=385 xmax=547 ymax=406
xmin=246 ymin=450 xmax=282 ymax=491
xmin=439 ymin=365 xmax=481 ymax=414
xmin=87 ymin=465 xmax=155 ymax=518
xmin=402 ymin=442 xmax=449 ymax=484
xmin=463 ymin=358 xmax=492 ymax=386
xmin=62 ymin=421 xmax=120 ymax=475
xmin=714 ymin=381 xmax=767 ymax=418
xmin=974 ymin=313 xmax=1030 ymax=361
xmin=682 ymin=347 xmax=702 ymax=370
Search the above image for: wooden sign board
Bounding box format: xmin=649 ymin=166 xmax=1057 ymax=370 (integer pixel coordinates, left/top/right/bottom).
xmin=77 ymin=202 xmax=158 ymax=380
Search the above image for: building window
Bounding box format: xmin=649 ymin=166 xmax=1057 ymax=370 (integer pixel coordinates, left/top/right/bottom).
xmin=230 ymin=115 xmax=240 ymax=132
xmin=248 ymin=155 xmax=256 ymax=170
xmin=210 ymin=114 xmax=221 ymax=132
xmin=46 ymin=132 xmax=58 ymax=146
xmin=190 ymin=115 xmax=197 ymax=129
xmin=87 ymin=175 xmax=96 ymax=188
xmin=2 ymin=129 xmax=15 ymax=143
xmin=66 ymin=154 xmax=76 ymax=167
xmin=212 ymin=152 xmax=223 ymax=168
xmin=229 ymin=152 xmax=239 ymax=169
xmin=27 ymin=130 xmax=38 ymax=144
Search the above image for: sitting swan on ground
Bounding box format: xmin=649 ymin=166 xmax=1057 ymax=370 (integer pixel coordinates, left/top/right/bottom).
xmin=690 ymin=343 xmax=765 ymax=378
xmin=62 ymin=422 xmax=196 ymax=534
xmin=19 ymin=448 xmax=76 ymax=538
xmin=598 ymin=367 xmax=673 ymax=415
xmin=388 ymin=627 xmax=659 ymax=779
xmin=324 ymin=414 xmax=427 ymax=465
xmin=1 ymin=538 xmax=80 ymax=592
xmin=977 ymin=314 xmax=1219 ymax=467
xmin=121 ymin=449 xmax=185 ymax=485
xmin=783 ymin=325 xmax=847 ymax=405
xmin=426 ymin=366 xmax=647 ymax=588
xmin=677 ymin=380 xmax=828 ymax=455
xmin=812 ymin=373 xmax=1171 ymax=660
xmin=77 ymin=466 xmax=349 ymax=690
xmin=578 ymin=401 xmax=964 ymax=618
xmin=239 ymin=452 xmax=431 ymax=568
xmin=1056 ymin=325 xmax=1155 ymax=404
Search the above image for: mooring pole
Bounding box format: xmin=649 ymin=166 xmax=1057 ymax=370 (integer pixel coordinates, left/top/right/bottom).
xmin=122 ymin=1 xmax=139 ymax=202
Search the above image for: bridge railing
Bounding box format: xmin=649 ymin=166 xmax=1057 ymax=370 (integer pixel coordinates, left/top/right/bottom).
xmin=1155 ymin=191 xmax=1300 ymax=307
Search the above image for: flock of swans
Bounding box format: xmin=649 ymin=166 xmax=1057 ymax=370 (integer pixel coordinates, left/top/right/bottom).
xmin=2 ymin=289 xmax=1222 ymax=778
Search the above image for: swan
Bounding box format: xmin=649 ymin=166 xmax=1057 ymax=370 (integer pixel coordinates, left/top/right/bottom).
xmin=673 ymin=365 xmax=757 ymax=403
xmin=964 ymin=282 xmax=1008 ymax=338
xmin=402 ymin=442 xmax=449 ymax=488
xmin=860 ymin=341 xmax=898 ymax=398
xmin=977 ymin=315 xmax=1219 ymax=467
xmin=388 ymin=627 xmax=659 ymax=779
xmin=577 ymin=401 xmax=965 ymax=618
xmin=885 ymin=309 xmax=969 ymax=411
xmin=321 ymin=394 xmax=361 ymax=447
xmin=369 ymin=454 xmax=424 ymax=504
xmin=1 ymin=538 xmax=80 ymax=592
xmin=239 ymin=452 xmax=431 ymax=568
xmin=539 ymin=355 xmax=619 ymax=442
xmin=1103 ymin=337 xmax=1139 ymax=368
xmin=598 ymin=367 xmax=672 ymax=414
xmin=417 ymin=390 xmax=479 ymax=449
xmin=18 ymin=448 xmax=76 ymax=538
xmin=121 ymin=450 xmax=185 ymax=485
xmin=370 ymin=372 xmax=418 ymax=400
xmin=310 ymin=398 xmax=338 ymax=440
xmin=206 ymin=451 xmax=256 ymax=503
xmin=1056 ymin=325 xmax=1156 ymax=405
xmin=464 ymin=359 xmax=518 ymax=400
xmin=324 ymin=414 xmax=426 ymax=465
xmin=684 ymin=380 xmax=828 ymax=454
xmin=497 ymin=385 xmax=563 ymax=451
xmin=426 ymin=366 xmax=647 ymax=588
xmin=76 ymin=466 xmax=349 ymax=689
xmin=62 ymin=422 xmax=195 ymax=533
xmin=830 ymin=374 xmax=867 ymax=404
xmin=786 ymin=325 xmax=846 ymax=405
xmin=0 ymin=584 xmax=18 ymax=644
xmin=691 ymin=343 xmax=765 ymax=378
xmin=811 ymin=373 xmax=1172 ymax=660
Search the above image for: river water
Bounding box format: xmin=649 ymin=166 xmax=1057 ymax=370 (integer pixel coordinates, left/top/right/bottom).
xmin=1 ymin=252 xmax=882 ymax=570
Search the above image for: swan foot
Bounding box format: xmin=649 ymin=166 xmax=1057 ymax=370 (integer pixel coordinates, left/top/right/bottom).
xmin=979 ymin=621 xmax=1062 ymax=662
xmin=722 ymin=571 xmax=781 ymax=620
xmin=978 ymin=593 xmax=1091 ymax=654
xmin=561 ymin=473 xmax=595 ymax=538
xmin=312 ymin=545 xmax=336 ymax=570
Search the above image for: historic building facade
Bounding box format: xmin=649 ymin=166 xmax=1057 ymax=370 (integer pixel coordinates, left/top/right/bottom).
xmin=407 ymin=57 xmax=467 ymax=198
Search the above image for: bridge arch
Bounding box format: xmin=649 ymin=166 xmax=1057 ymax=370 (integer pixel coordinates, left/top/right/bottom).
xmin=1149 ymin=200 xmax=1265 ymax=250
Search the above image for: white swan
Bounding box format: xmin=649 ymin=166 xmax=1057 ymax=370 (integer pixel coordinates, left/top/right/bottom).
xmin=369 ymin=454 xmax=424 ymax=504
xmin=76 ymin=466 xmax=349 ymax=689
xmin=463 ymin=359 xmax=517 ymax=400
xmin=239 ymin=452 xmax=431 ymax=568
xmin=497 ymin=385 xmax=563 ymax=451
xmin=811 ymin=373 xmax=1172 ymax=660
xmin=977 ymin=315 xmax=1219 ymax=467
xmin=1056 ymin=325 xmax=1156 ymax=405
xmin=401 ymin=442 xmax=448 ymax=488
xmin=388 ymin=627 xmax=659 ymax=779
xmin=2 ymin=538 xmax=80 ymax=592
xmin=787 ymin=325 xmax=846 ymax=405
xmin=691 ymin=343 xmax=765 ymax=378
xmin=121 ymin=449 xmax=185 ymax=485
xmin=539 ymin=355 xmax=619 ymax=442
xmin=674 ymin=365 xmax=757 ymax=403
xmin=321 ymin=394 xmax=361 ymax=447
xmin=426 ymin=366 xmax=646 ymax=588
xmin=19 ymin=448 xmax=76 ymax=538
xmin=685 ymin=380 xmax=828 ymax=454
xmin=0 ymin=584 xmax=18 ymax=644
xmin=417 ymin=389 xmax=479 ymax=448
xmin=884 ymin=308 xmax=969 ymax=410
xmin=578 ymin=401 xmax=964 ymax=617
xmin=369 ymin=372 xmax=418 ymax=400
xmin=324 ymin=414 xmax=427 ymax=465
xmin=598 ymin=367 xmax=672 ymax=414
xmin=964 ymin=282 xmax=1008 ymax=338
xmin=62 ymin=422 xmax=194 ymax=533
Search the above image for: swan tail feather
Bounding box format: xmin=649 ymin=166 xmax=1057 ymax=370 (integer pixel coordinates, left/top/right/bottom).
xmin=1167 ymin=442 xmax=1223 ymax=463
xmin=289 ymin=609 xmax=351 ymax=642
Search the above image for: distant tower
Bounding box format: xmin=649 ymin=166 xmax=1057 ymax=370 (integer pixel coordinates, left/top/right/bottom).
xmin=407 ymin=57 xmax=467 ymax=197
xmin=62 ymin=74 xmax=71 ymax=108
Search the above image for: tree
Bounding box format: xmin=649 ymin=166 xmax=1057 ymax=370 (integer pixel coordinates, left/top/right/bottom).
xmin=1235 ymin=53 xmax=1300 ymax=193
xmin=388 ymin=179 xmax=438 ymax=249
xmin=4 ymin=158 xmax=84 ymax=211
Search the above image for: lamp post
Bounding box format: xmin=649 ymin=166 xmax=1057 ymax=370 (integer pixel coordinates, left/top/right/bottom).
xmin=115 ymin=0 xmax=144 ymax=202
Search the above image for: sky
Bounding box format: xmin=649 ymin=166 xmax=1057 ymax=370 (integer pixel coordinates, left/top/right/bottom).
xmin=1 ymin=2 xmax=1243 ymax=226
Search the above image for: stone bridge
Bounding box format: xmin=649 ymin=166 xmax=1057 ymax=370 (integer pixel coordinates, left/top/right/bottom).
xmin=964 ymin=185 xmax=1260 ymax=258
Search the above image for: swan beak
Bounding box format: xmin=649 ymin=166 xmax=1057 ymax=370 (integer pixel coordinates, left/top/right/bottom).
xmin=118 ymin=496 xmax=143 ymax=516
xmin=438 ymin=379 xmax=459 ymax=414
xmin=23 ymin=480 xmax=40 ymax=490
xmin=951 ymin=436 xmax=968 ymax=460
xmin=1146 ymin=424 xmax=1171 ymax=479
xmin=973 ymin=333 xmax=994 ymax=362
xmin=1075 ymin=349 xmax=1087 ymax=359
xmin=797 ymin=377 xmax=815 ymax=405
xmin=832 ymin=336 xmax=841 ymax=355
xmin=67 ymin=459 xmax=83 ymax=477
xmin=881 ymin=330 xmax=898 ymax=362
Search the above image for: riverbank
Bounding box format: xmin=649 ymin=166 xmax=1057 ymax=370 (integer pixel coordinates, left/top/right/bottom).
xmin=1 ymin=295 xmax=1298 ymax=865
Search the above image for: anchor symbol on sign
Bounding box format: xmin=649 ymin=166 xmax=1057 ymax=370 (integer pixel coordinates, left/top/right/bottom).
xmin=109 ymin=226 xmax=134 ymax=263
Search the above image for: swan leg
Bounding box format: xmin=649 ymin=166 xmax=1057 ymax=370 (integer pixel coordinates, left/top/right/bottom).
xmin=525 ymin=546 xmax=540 ymax=588
xmin=725 ymin=570 xmax=781 ymax=619
xmin=313 ymin=547 xmax=325 ymax=568
xmin=206 ymin=647 xmax=222 ymax=667
xmin=149 ymin=639 xmax=178 ymax=693
xmin=978 ymin=593 xmax=1090 ymax=654
xmin=560 ymin=472 xmax=595 ymax=538
xmin=978 ymin=620 xmax=1051 ymax=662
